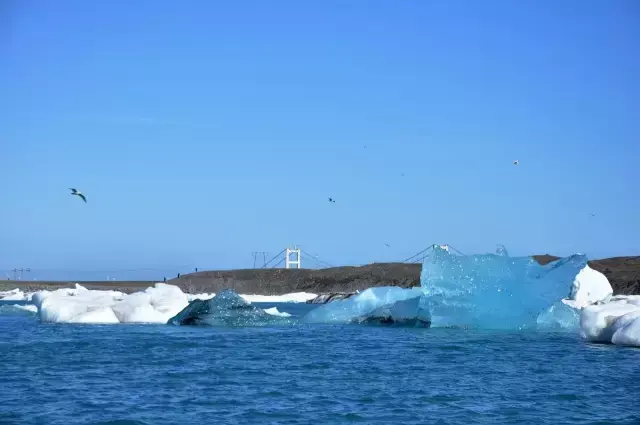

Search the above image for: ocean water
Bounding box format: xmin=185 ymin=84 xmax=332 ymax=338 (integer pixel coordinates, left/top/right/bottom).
xmin=1 ymin=302 xmax=639 ymax=425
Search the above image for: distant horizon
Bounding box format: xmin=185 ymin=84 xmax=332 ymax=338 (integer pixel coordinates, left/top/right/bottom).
xmin=0 ymin=245 xmax=633 ymax=282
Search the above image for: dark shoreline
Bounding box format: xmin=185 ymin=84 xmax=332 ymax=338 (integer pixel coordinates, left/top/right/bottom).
xmin=1 ymin=256 xmax=639 ymax=296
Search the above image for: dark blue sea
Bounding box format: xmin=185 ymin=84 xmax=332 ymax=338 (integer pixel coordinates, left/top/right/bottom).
xmin=1 ymin=301 xmax=638 ymax=425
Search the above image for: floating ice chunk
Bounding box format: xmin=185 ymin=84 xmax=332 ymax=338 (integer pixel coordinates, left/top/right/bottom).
xmin=70 ymin=307 xmax=120 ymax=324
xmin=580 ymin=297 xmax=640 ymax=346
xmin=33 ymin=283 xmax=188 ymax=324
xmin=609 ymin=295 xmax=640 ymax=306
xmin=16 ymin=304 xmax=38 ymax=314
xmin=240 ymin=292 xmax=318 ymax=303
xmin=353 ymin=295 xmax=431 ymax=327
xmin=35 ymin=288 xmax=125 ymax=324
xmin=184 ymin=292 xmax=317 ymax=303
xmin=168 ymin=289 xmax=291 ymax=326
xmin=111 ymin=284 xmax=188 ymax=323
xmin=421 ymin=246 xmax=588 ymax=329
xmin=536 ymin=301 xmax=580 ymax=331
xmin=144 ymin=283 xmax=188 ymax=319
xmin=568 ymin=265 xmax=613 ymax=308
xmin=610 ymin=312 xmax=640 ymax=347
xmin=0 ymin=289 xmax=27 ymax=301
xmin=302 ymin=286 xmax=426 ymax=324
xmin=0 ymin=304 xmax=38 ymax=316
xmin=187 ymin=293 xmax=216 ymax=302
xmin=264 ymin=307 xmax=292 ymax=317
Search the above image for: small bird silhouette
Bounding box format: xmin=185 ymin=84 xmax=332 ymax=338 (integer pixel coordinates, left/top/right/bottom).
xmin=513 ymin=160 xmax=519 ymax=165
xmin=385 ymin=243 xmax=391 ymax=248
xmin=69 ymin=188 xmax=87 ymax=203
xmin=328 ymin=197 xmax=336 ymax=203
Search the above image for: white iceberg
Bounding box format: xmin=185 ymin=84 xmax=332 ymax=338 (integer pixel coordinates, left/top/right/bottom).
xmin=580 ymin=295 xmax=640 ymax=347
xmin=32 ymin=283 xmax=188 ymax=324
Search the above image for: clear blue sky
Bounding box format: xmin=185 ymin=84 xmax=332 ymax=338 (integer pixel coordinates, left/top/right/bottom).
xmin=1 ymin=0 xmax=638 ymax=280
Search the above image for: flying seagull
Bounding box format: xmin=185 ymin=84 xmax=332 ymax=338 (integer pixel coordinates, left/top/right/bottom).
xmin=69 ymin=188 xmax=87 ymax=203
xmin=513 ymin=160 xmax=519 ymax=165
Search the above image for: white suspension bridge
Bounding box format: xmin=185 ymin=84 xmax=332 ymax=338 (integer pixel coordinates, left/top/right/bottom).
xmin=2 ymin=243 xmax=467 ymax=281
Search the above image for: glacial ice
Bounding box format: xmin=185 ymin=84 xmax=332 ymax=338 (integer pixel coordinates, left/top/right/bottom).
xmin=187 ymin=293 xmax=216 ymax=302
xmin=0 ymin=289 xmax=28 ymax=301
xmin=580 ymin=295 xmax=640 ymax=346
xmin=185 ymin=292 xmax=318 ymax=303
xmin=32 ymin=283 xmax=188 ymax=324
xmin=264 ymin=307 xmax=292 ymax=317
xmin=168 ymin=289 xmax=293 ymax=326
xmin=10 ymin=244 xmax=634 ymax=347
xmin=302 ymin=286 xmax=428 ymax=325
xmin=569 ymin=265 xmax=613 ymax=308
xmin=420 ymin=246 xmax=591 ymax=329
xmin=240 ymin=292 xmax=318 ymax=303
xmin=352 ymin=295 xmax=431 ymax=327
xmin=0 ymin=303 xmax=38 ymax=316
xmin=536 ymin=301 xmax=580 ymax=331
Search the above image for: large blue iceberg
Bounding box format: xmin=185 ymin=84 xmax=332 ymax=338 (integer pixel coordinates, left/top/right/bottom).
xmin=420 ymin=246 xmax=587 ymax=329
xmin=301 ymin=246 xmax=587 ymax=330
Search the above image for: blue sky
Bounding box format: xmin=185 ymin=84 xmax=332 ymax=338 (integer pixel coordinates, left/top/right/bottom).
xmin=1 ymin=0 xmax=638 ymax=280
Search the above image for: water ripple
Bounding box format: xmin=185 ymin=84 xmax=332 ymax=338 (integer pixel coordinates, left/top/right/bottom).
xmin=0 ymin=316 xmax=638 ymax=424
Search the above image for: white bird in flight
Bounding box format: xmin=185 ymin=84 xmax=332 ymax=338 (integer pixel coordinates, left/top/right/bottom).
xmin=69 ymin=188 xmax=87 ymax=203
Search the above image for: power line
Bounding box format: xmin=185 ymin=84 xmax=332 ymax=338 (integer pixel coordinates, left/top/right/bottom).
xmin=262 ymin=249 xmax=286 ymax=268
xmin=299 ymin=249 xmax=333 ymax=268
xmin=402 ymin=243 xmax=466 ymax=263
xmin=402 ymin=246 xmax=434 ymax=263
xmin=448 ymin=245 xmax=465 ymax=256
xmin=299 ymin=253 xmax=325 ymax=269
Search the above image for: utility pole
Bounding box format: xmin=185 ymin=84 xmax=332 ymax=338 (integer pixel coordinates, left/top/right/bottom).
xmin=12 ymin=268 xmax=31 ymax=280
xmin=251 ymin=252 xmax=269 ymax=268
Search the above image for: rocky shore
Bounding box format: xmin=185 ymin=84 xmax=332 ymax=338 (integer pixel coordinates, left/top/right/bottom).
xmin=1 ymin=256 xmax=638 ymax=299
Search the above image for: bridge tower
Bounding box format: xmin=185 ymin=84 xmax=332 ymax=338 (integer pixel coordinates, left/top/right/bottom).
xmin=285 ymin=246 xmax=301 ymax=269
